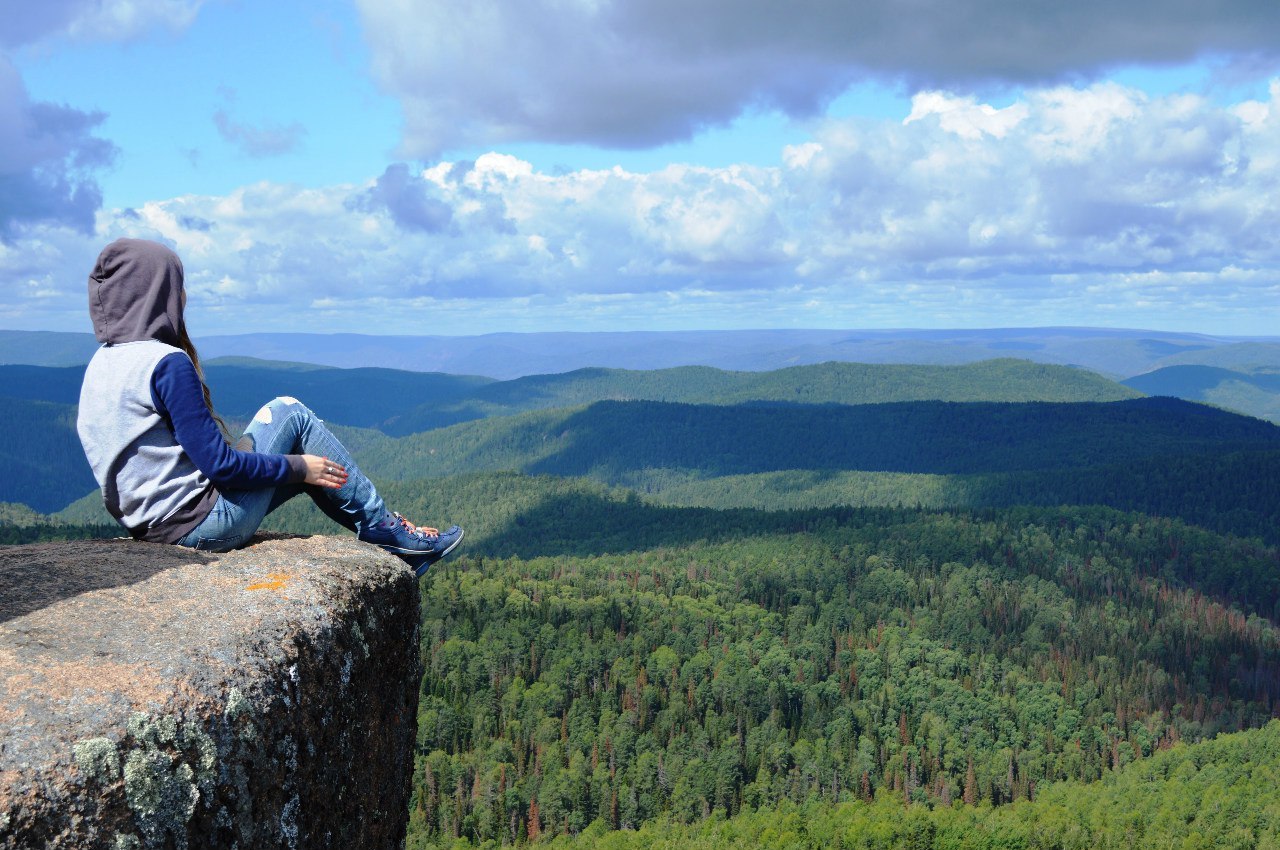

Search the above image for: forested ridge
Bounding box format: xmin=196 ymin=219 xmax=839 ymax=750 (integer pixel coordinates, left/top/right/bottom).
xmin=382 ymin=358 xmax=1139 ymax=436
xmin=337 ymin=398 xmax=1280 ymax=544
xmin=0 ymin=357 xmax=1137 ymax=437
xmin=0 ymin=501 xmax=116 ymax=544
xmin=1123 ymin=364 xmax=1280 ymax=425
xmin=356 ymin=397 xmax=1280 ymax=482
xmin=0 ymin=357 xmax=1150 ymax=513
xmin=25 ymin=381 xmax=1280 ymax=544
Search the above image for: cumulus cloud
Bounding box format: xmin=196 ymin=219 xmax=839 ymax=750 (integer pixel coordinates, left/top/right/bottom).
xmin=348 ymin=163 xmax=453 ymax=232
xmin=0 ymin=0 xmax=202 ymax=239
xmin=6 ymin=81 xmax=1279 ymax=334
xmin=355 ymin=0 xmax=1280 ymax=156
xmin=0 ymin=57 xmax=116 ymax=239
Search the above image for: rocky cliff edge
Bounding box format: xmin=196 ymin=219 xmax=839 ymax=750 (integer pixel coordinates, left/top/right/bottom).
xmin=0 ymin=534 xmax=422 ymax=849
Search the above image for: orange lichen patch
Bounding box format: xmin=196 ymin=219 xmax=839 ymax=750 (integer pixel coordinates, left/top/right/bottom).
xmin=246 ymin=572 xmax=293 ymax=592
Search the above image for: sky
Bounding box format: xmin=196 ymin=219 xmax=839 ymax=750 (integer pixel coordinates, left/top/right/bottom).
xmin=2 ymin=0 xmax=1280 ymax=338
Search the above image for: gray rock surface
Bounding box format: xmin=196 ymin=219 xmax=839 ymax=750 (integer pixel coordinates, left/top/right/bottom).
xmin=0 ymin=534 xmax=422 ymax=849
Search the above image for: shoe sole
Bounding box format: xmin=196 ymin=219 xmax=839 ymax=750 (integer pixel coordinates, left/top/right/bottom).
xmin=412 ymin=528 xmax=464 ymax=578
xmin=372 ymin=529 xmax=463 ymax=556
xmin=376 ymin=543 xmax=440 ymax=555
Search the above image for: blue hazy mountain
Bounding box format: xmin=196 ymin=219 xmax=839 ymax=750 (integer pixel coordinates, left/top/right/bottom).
xmin=0 ymin=331 xmax=100 ymax=367
xmin=1124 ymin=365 xmax=1280 ymax=423
xmin=190 ymin=328 xmax=1280 ymax=380
xmin=5 ymin=328 xmax=1279 ymax=379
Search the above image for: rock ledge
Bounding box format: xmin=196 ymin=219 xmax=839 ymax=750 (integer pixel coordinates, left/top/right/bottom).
xmin=0 ymin=534 xmax=421 ymax=849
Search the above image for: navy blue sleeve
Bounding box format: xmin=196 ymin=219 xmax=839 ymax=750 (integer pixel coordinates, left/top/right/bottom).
xmin=151 ymin=352 xmax=306 ymax=489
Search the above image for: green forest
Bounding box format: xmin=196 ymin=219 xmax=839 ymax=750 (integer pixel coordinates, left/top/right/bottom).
xmin=527 ymin=718 xmax=1280 ymax=849
xmin=397 ymin=499 xmax=1280 ymax=847
xmin=5 ymin=356 xmax=1280 ymax=847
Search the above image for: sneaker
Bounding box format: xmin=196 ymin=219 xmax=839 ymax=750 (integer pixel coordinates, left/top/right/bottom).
xmin=359 ymin=512 xmax=464 ymax=576
xmin=402 ymin=525 xmax=464 ymax=577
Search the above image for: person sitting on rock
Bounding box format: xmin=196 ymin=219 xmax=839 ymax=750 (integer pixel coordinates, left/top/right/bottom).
xmin=76 ymin=237 xmax=462 ymax=576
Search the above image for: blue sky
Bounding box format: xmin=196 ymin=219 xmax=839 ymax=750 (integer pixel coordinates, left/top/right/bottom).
xmin=2 ymin=0 xmax=1279 ymax=337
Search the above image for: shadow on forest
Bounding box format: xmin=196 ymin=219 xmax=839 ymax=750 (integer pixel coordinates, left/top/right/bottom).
xmin=473 ymin=490 xmax=787 ymax=559
xmin=466 ymin=489 xmax=935 ymax=561
xmin=522 ymin=397 xmax=1280 ymax=482
xmin=488 ymin=445 xmax=1280 ymax=558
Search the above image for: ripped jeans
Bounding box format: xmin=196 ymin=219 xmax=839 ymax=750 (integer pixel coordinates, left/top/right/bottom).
xmin=176 ymin=396 xmax=388 ymax=552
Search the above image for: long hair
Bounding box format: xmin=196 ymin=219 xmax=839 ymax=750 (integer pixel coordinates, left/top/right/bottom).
xmin=175 ymin=317 xmax=231 ymax=443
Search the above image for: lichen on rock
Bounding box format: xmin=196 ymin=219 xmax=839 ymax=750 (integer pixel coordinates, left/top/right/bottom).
xmin=117 ymin=712 xmax=217 ymax=850
xmin=73 ymin=737 xmax=121 ymax=785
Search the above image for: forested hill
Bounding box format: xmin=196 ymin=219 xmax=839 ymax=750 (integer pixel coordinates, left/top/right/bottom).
xmin=0 ymin=358 xmax=1139 ymax=436
xmin=362 ymin=396 xmax=1280 ymax=480
xmin=341 ymin=398 xmax=1280 ymax=543
xmin=380 ymin=359 xmax=1141 ymax=435
xmin=1124 ymin=364 xmax=1280 ymax=424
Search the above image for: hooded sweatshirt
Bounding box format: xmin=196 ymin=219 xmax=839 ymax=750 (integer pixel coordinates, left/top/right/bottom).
xmin=77 ymin=238 xmax=305 ymax=543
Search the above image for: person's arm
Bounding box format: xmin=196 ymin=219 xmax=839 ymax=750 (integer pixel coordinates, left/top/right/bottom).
xmin=151 ymin=352 xmax=307 ymax=489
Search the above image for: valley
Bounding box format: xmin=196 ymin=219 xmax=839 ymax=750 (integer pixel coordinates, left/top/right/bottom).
xmin=3 ymin=332 xmax=1280 ymax=847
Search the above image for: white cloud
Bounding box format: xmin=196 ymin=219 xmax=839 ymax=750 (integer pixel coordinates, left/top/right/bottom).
xmin=5 ymin=81 xmax=1280 ymax=335
xmin=904 ymin=93 xmax=1028 ymax=139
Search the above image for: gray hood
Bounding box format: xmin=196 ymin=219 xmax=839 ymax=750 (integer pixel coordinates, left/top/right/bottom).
xmin=88 ymin=238 xmax=186 ymax=346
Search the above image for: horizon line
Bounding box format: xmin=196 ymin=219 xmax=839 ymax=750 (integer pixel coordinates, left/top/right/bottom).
xmin=4 ymin=326 xmax=1279 ymax=342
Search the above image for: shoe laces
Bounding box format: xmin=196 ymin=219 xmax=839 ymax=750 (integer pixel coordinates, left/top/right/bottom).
xmin=392 ymin=511 xmax=439 ymax=540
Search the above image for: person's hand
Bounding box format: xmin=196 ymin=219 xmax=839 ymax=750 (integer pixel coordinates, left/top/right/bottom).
xmin=303 ymin=455 xmax=347 ymax=489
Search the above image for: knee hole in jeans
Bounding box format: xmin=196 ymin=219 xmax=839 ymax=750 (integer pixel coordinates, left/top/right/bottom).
xmin=252 ymin=396 xmax=308 ymax=425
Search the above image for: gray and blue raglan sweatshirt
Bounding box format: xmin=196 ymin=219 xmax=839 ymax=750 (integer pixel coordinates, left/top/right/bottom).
xmin=77 ymin=238 xmax=305 ymax=543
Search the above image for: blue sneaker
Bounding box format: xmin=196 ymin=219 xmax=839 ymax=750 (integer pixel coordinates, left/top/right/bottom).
xmin=359 ymin=512 xmax=464 ymax=576
xmin=402 ymin=525 xmax=464 ymax=577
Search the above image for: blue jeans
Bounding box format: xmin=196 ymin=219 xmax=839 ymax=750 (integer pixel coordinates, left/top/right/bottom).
xmin=177 ymin=396 xmax=388 ymax=552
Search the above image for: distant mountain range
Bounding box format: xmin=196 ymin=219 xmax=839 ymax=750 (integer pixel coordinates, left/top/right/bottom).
xmin=4 ymin=327 xmax=1279 ymax=379
xmin=7 ymin=326 xmax=1277 ymax=423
